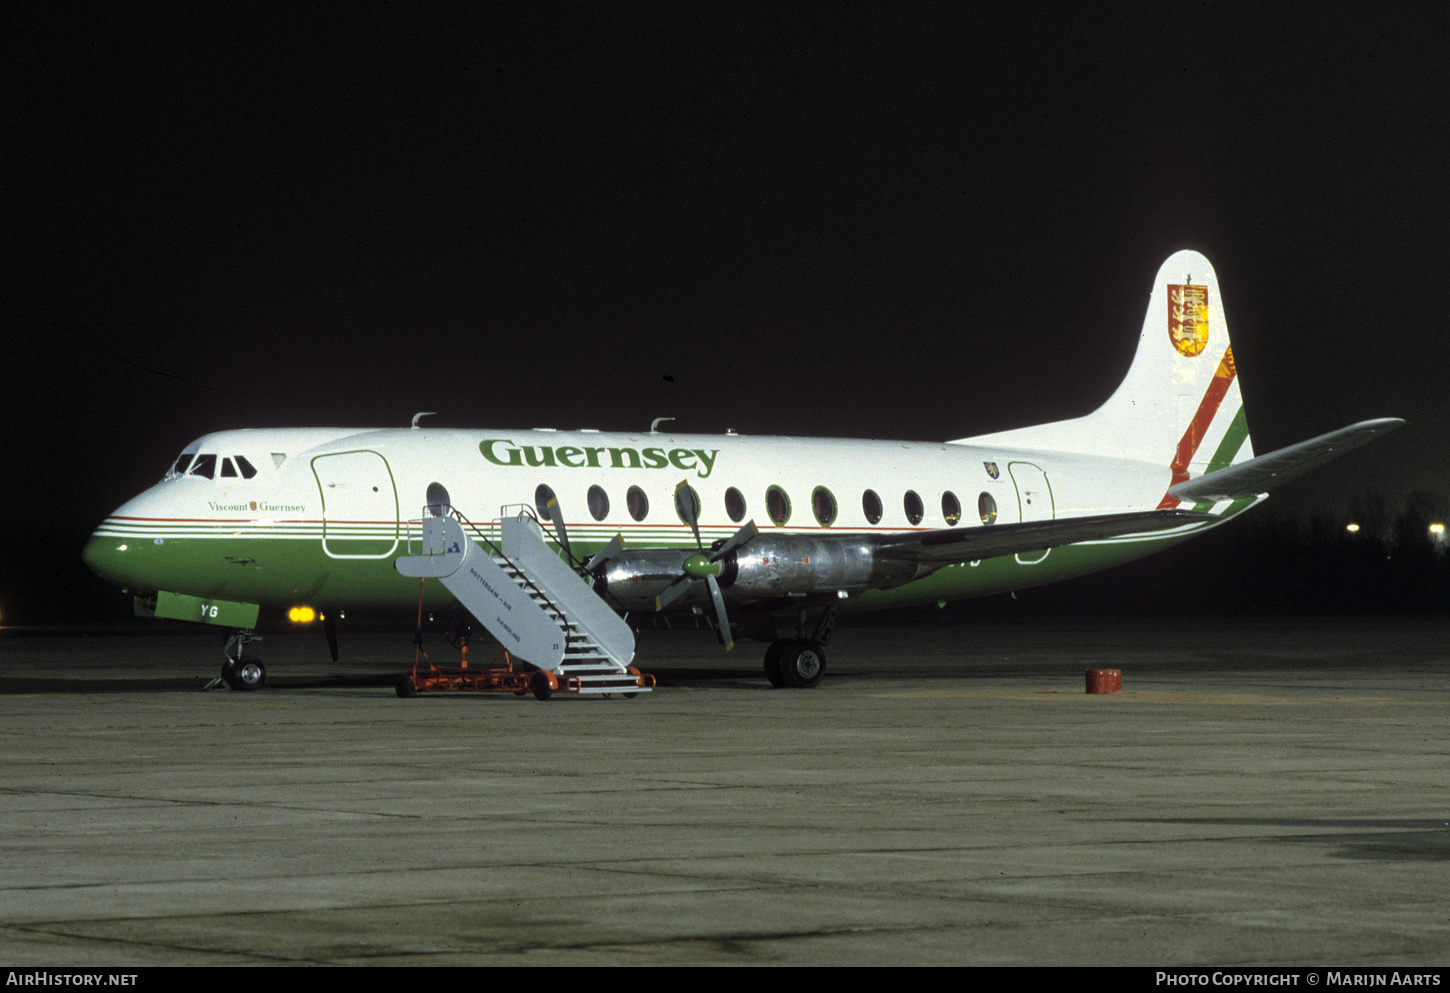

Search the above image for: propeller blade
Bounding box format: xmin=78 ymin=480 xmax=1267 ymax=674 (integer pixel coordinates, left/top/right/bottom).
xmin=706 ymin=574 xmax=734 ymax=651
xmin=544 ymin=495 xmax=573 ymax=562
xmin=584 ymin=533 xmax=626 ymax=576
xmin=674 ymin=479 xmax=703 ymax=549
xmin=711 ymin=519 xmax=758 ymax=561
xmin=655 ymin=576 xmax=693 ymax=612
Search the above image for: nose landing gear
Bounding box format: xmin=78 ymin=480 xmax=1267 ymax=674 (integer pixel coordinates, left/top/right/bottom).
xmin=208 ymin=630 xmax=267 ymax=691
xmin=222 ymin=654 xmax=267 ymax=691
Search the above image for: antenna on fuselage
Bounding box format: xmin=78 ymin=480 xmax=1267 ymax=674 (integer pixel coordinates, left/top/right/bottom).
xmin=650 ymin=417 xmax=674 ymax=434
xmin=411 ymin=412 xmax=438 ymax=429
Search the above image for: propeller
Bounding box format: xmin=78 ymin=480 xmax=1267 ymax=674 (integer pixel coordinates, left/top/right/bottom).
xmin=542 ymin=494 xmax=574 ymax=564
xmin=656 ymin=480 xmax=757 ymax=650
xmin=583 ymin=532 xmax=626 ymax=578
xmin=542 ymin=493 xmax=628 ymax=581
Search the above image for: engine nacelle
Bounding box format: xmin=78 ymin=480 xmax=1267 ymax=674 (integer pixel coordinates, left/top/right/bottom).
xmin=599 ymin=534 xmax=927 ymax=612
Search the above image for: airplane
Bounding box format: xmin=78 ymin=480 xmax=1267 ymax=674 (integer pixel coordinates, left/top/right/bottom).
xmin=82 ymin=250 xmax=1403 ymax=694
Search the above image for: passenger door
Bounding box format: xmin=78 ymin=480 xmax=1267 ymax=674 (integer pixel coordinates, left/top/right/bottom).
xmin=1008 ymin=461 xmax=1054 ymax=565
xmin=311 ymin=451 xmax=400 ymax=558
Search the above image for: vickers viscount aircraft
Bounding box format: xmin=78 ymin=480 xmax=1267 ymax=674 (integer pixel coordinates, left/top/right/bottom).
xmin=83 ymin=250 xmax=1402 ymax=693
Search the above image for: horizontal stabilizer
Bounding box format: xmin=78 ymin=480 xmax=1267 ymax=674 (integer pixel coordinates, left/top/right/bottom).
xmin=1168 ymin=418 xmax=1405 ymax=503
xmin=873 ymin=509 xmax=1214 ymax=564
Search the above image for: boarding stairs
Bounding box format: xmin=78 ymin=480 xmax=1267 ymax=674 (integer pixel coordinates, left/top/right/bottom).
xmin=396 ymin=508 xmax=648 ymax=696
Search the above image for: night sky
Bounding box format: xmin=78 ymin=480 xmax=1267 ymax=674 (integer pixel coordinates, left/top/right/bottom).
xmin=6 ymin=8 xmax=1446 ymax=623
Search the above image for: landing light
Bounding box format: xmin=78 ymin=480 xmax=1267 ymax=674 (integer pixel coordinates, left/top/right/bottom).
xmin=288 ymin=606 xmax=316 ymax=623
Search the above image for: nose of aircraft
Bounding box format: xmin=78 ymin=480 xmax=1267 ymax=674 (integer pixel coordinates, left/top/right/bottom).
xmin=82 ymin=523 xmax=138 ymax=589
xmin=83 ymin=487 xmax=168 ymax=591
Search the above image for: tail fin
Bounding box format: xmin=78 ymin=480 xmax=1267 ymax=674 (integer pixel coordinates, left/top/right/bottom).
xmin=958 ymin=250 xmax=1254 ymax=487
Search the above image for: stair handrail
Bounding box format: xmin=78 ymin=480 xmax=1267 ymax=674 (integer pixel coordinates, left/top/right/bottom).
xmin=457 ymin=508 xmax=580 ymax=644
xmin=403 ymin=503 xmax=575 ymax=642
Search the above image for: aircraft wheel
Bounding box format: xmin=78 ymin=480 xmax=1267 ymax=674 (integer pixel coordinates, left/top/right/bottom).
xmin=778 ymin=640 xmax=825 ymax=689
xmin=763 ymin=640 xmax=787 ymax=687
xmin=530 ymin=671 xmax=555 ymax=701
xmin=222 ymin=655 xmax=267 ymax=692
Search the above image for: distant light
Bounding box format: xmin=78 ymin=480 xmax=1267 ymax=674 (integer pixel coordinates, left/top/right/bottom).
xmin=1431 ymin=523 xmax=1446 ymax=535
xmin=288 ymin=606 xmax=316 ymax=623
xmin=1345 ymin=523 xmax=1361 ymax=533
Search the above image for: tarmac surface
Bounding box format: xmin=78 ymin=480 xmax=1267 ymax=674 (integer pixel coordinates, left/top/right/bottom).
xmin=2 ymin=616 xmax=1449 ymax=967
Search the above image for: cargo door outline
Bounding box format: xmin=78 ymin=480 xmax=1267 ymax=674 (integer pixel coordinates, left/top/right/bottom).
xmin=1008 ymin=461 xmax=1054 ymax=565
xmin=312 ymin=450 xmax=400 ymax=559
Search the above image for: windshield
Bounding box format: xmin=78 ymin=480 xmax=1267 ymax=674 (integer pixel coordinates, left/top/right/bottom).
xmin=166 ymin=449 xmax=262 ymax=482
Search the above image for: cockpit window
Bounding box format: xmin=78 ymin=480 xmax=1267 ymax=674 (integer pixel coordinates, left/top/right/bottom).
xmin=171 ymin=452 xmax=259 ymax=481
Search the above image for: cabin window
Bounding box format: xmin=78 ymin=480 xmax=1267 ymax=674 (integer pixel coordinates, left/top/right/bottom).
xmin=189 ymin=454 xmax=217 ymax=479
xmin=627 ymin=485 xmax=649 ymax=522
xmin=942 ymin=491 xmax=961 ymax=526
xmin=862 ymin=489 xmax=883 ymax=525
xmin=725 ymin=487 xmax=746 ymax=523
xmin=812 ymin=486 xmax=837 ymax=527
xmin=425 ymin=482 xmax=451 ymax=517
xmin=904 ymin=490 xmax=924 ymax=526
xmin=766 ymin=486 xmax=791 ymax=526
xmin=588 ymin=485 xmax=609 ymax=521
xmin=979 ymin=492 xmax=998 ymax=525
xmin=535 ymin=484 xmax=557 ymax=522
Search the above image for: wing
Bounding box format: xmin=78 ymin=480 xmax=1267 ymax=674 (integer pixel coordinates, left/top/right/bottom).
xmin=870 ymin=509 xmax=1215 ymax=564
xmin=1168 ymin=418 xmax=1405 ymax=503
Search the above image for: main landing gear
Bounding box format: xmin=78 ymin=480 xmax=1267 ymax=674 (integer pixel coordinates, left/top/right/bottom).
xmin=209 ymin=629 xmax=267 ymax=691
xmin=762 ymin=603 xmax=836 ymax=688
xmin=763 ymin=638 xmax=826 ymax=688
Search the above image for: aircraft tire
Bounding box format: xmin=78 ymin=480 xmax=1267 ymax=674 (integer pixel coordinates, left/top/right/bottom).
xmin=222 ymin=655 xmax=267 ymax=692
xmin=778 ymin=640 xmax=825 ymax=689
xmin=763 ymin=640 xmax=787 ymax=687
